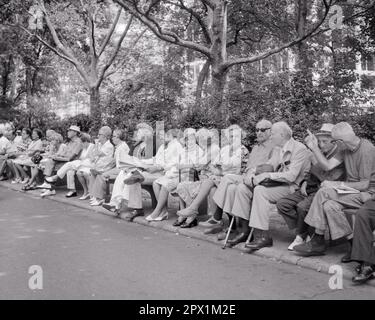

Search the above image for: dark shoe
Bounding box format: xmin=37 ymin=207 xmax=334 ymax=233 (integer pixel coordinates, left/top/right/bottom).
xmin=173 ymin=218 xmax=186 ymax=227
xmin=180 ymin=218 xmax=198 ymax=228
xmin=65 ymin=191 xmax=77 ymax=198
xmin=352 ymin=266 xmax=375 ymax=284
xmin=125 ymin=209 xmax=144 ymax=222
xmin=203 ymin=224 xmax=224 ymax=235
xmin=355 ymin=264 xmax=362 ymax=275
xmin=123 ymin=170 xmax=145 ymax=185
xmin=293 ymin=237 xmax=326 ymax=257
xmin=102 ymin=203 xmax=118 ymax=212
xmin=227 ymin=232 xmax=250 ymax=247
xmin=341 ymin=251 xmax=353 ymax=263
xmin=217 ymin=228 xmax=238 ymax=241
xmin=245 ymin=236 xmax=273 ymax=250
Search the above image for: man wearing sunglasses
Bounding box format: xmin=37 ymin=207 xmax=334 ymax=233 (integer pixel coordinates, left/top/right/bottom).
xmin=201 ymin=120 xmax=274 ymax=245
xmin=293 ymin=122 xmax=375 ymax=259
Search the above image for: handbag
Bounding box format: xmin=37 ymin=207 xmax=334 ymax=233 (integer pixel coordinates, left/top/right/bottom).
xmin=255 ymin=163 xmax=288 ymax=188
xmin=31 ymin=153 xmax=43 ymax=165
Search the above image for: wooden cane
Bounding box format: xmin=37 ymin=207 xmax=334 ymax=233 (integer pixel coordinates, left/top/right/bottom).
xmin=245 ymin=227 xmax=254 ymax=246
xmin=222 ymin=216 xmax=235 ymax=249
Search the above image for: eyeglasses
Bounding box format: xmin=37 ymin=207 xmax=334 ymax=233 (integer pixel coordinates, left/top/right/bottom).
xmin=256 ymin=128 xmax=271 ymax=132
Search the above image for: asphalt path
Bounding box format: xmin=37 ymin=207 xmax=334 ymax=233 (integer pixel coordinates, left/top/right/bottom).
xmin=0 ymin=187 xmax=374 ymax=299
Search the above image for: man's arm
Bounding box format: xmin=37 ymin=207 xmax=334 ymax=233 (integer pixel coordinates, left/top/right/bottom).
xmin=304 ymin=130 xmax=343 ymax=171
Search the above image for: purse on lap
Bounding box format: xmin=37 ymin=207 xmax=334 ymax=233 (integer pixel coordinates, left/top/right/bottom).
xmin=255 ymin=163 xmax=288 ymax=188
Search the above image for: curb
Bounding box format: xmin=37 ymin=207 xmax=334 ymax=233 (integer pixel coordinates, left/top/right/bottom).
xmin=1 ymin=181 xmax=374 ymax=288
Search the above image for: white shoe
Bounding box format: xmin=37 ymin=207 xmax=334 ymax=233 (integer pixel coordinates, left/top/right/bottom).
xmin=90 ymin=199 xmax=104 ymax=206
xmin=45 ymin=176 xmax=58 ymax=183
xmin=288 ymin=235 xmax=305 ymax=251
xmin=79 ymin=194 xmax=90 ymax=200
xmin=11 ymin=178 xmax=21 ymax=184
xmin=40 ymin=189 xmax=56 ymax=197
xmin=21 ymin=178 xmax=29 ymax=184
xmin=37 ymin=182 xmax=52 ymax=189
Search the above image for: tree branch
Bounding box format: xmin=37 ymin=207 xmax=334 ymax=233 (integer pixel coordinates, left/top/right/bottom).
xmin=103 ymin=28 xmax=148 ymax=79
xmin=97 ymin=7 xmax=122 ymax=57
xmin=97 ymin=15 xmax=134 ymax=87
xmin=35 ymin=0 xmax=91 ymax=85
xmin=114 ymin=0 xmax=211 ymax=57
xmin=223 ymin=0 xmax=333 ymax=70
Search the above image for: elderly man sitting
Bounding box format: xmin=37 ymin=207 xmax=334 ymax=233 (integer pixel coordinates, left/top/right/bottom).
xmin=276 ymin=124 xmax=345 ymax=250
xmin=294 ymin=122 xmax=375 ymax=258
xmin=236 ymin=121 xmax=310 ymax=250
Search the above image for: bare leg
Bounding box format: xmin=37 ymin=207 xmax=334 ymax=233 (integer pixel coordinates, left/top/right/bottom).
xmin=16 ymin=164 xmax=29 ymax=180
xmin=149 ymin=185 xmax=169 ymax=218
xmin=188 ymin=179 xmax=215 ymax=211
xmin=77 ymin=172 xmax=89 ymax=195
xmin=153 ymin=181 xmax=161 ymax=199
xmin=8 ymin=161 xmax=20 ymax=180
xmin=207 ymin=186 xmax=218 ymax=215
xmin=27 ymin=166 xmax=39 ymax=186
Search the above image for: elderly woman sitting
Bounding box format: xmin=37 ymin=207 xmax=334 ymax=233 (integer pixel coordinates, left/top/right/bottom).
xmin=88 ymin=128 xmax=130 ymax=206
xmin=22 ymin=132 xmax=66 ymax=191
xmin=144 ymin=128 xmax=199 ymax=222
xmin=174 ymin=125 xmax=249 ymax=228
xmin=44 ymin=133 xmax=94 ymax=197
xmin=11 ymin=128 xmax=44 ymax=184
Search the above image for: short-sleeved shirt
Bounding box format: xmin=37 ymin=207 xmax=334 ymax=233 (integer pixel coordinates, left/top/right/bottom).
xmin=64 ymin=137 xmax=83 ymax=160
xmin=306 ymin=144 xmax=345 ymax=192
xmin=338 ymin=139 xmax=375 ymax=194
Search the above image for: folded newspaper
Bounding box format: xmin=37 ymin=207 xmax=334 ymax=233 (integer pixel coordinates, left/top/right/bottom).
xmin=334 ymin=185 xmax=360 ymax=194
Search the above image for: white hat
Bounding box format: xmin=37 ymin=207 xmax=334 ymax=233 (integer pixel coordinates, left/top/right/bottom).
xmin=316 ymin=123 xmax=334 ymax=136
xmin=68 ymin=125 xmax=81 ymax=133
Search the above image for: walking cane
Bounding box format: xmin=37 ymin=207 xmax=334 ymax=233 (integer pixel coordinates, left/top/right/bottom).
xmin=245 ymin=227 xmax=254 ymax=246
xmin=222 ymin=216 xmax=235 ymax=249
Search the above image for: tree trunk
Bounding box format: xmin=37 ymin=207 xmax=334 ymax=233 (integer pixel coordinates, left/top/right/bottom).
xmin=89 ymin=86 xmax=102 ymax=126
xmin=25 ymin=64 xmax=33 ymax=112
xmin=208 ymin=0 xmax=228 ymax=119
xmin=295 ymin=0 xmax=312 ymax=80
xmin=210 ymin=68 xmax=228 ymax=122
xmin=194 ymin=60 xmax=210 ymax=109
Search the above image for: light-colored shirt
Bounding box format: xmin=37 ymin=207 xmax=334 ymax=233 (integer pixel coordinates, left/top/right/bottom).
xmin=114 ymin=141 xmax=130 ymax=168
xmin=64 ymin=136 xmax=83 ymax=161
xmin=246 ymin=139 xmax=274 ymax=174
xmin=267 ymin=138 xmax=311 ymax=187
xmin=92 ymin=140 xmax=115 ymax=171
xmin=0 ymin=136 xmax=11 ymax=154
xmin=154 ymin=139 xmax=184 ymax=170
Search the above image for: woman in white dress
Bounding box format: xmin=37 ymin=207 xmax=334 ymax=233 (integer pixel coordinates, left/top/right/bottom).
xmin=145 ymin=128 xmax=204 ymax=221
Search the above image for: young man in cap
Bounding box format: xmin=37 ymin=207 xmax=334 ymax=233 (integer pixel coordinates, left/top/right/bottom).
xmin=276 ymin=124 xmax=345 ymax=250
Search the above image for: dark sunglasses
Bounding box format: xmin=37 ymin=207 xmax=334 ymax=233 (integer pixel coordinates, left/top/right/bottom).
xmin=256 ymin=128 xmax=271 ymax=132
